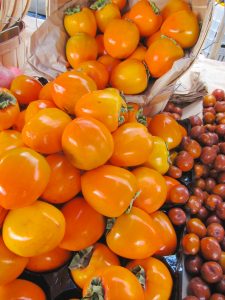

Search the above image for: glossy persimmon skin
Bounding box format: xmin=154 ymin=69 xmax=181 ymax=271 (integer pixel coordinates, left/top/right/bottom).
xmin=60 ymin=197 xmax=105 ymax=251
xmin=70 ymin=243 xmax=120 ymax=288
xmin=76 ymin=60 xmax=109 ymax=89
xmin=0 ymin=130 xmax=24 ymax=156
xmin=51 ymin=70 xmax=97 ymax=115
xmin=22 ymin=108 xmax=72 ymax=154
xmin=98 ymin=54 xmax=121 ymax=75
xmin=128 ymin=45 xmax=147 ymax=61
xmin=151 ymin=211 xmax=177 ymax=256
xmin=10 ymin=75 xmax=42 ymax=105
xmin=110 ymin=58 xmax=148 ymax=94
xmin=83 ymin=266 xmax=145 ymax=300
xmin=38 ymin=81 xmax=54 ymax=101
xmin=106 ymin=207 xmax=163 ymax=259
xmin=66 ymin=33 xmax=98 ymax=69
xmin=161 ymin=10 xmax=200 ymax=48
xmin=110 ymin=122 xmax=153 ymax=167
xmin=81 ymin=164 xmax=138 ymax=217
xmin=0 ymin=88 xmax=20 ymax=131
xmin=62 ymin=117 xmax=114 ymax=171
xmin=148 ymin=113 xmax=183 ymax=149
xmin=144 ymin=37 xmax=184 ymax=78
xmin=3 ymin=201 xmax=65 ymax=257
xmin=0 ymin=279 xmax=46 ymax=300
xmin=161 ymin=0 xmax=190 ymax=20
xmin=74 ymin=88 xmax=126 ymax=132
xmin=96 ymin=34 xmax=107 ymax=56
xmin=25 ymin=99 xmax=56 ymax=123
xmin=41 ymin=153 xmax=81 ymax=204
xmin=94 ymin=3 xmax=121 ymax=33
xmin=127 ymin=257 xmax=173 ymax=300
xmin=0 ymin=147 xmax=51 ymax=209
xmin=104 ymin=19 xmax=140 ymax=59
xmin=0 ymin=236 xmax=28 ymax=285
xmin=128 ymin=0 xmax=162 ymax=37
xmin=132 ymin=167 xmax=167 ymax=214
xmin=26 ymin=247 xmax=72 ymax=272
xmin=64 ymin=7 xmax=97 ymax=37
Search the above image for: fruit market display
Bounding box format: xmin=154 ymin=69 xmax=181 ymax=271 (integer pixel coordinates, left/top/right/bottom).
xmin=0 ymin=0 xmax=224 ymax=299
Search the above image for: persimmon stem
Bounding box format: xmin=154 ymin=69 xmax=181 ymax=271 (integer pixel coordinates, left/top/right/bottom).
xmin=125 ymin=190 xmax=141 ymax=214
xmin=0 ymin=91 xmax=16 ymax=109
xmin=90 ymin=0 xmax=111 ymax=10
xmin=106 ymin=218 xmax=116 ymax=233
xmin=64 ymin=6 xmax=81 ymax=15
xmin=69 ymin=246 xmax=94 ymax=270
xmin=148 ymin=0 xmax=160 ymax=15
xmin=131 ymin=265 xmax=146 ymax=289
xmin=81 ymin=277 xmax=104 ymax=300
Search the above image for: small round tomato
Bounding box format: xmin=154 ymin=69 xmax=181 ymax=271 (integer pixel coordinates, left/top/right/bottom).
xmin=110 ymin=122 xmax=153 ymax=167
xmin=106 ymin=207 xmax=163 ymax=259
xmin=41 ymin=153 xmax=81 ymax=204
xmin=145 ymin=36 xmax=184 ymax=78
xmin=128 ymin=45 xmax=147 ymax=61
xmin=12 ymin=109 xmax=26 ymax=132
xmin=127 ymin=257 xmax=173 ymax=300
xmin=110 ymin=59 xmax=148 ymax=94
xmin=0 ymin=207 xmax=8 ymax=228
xmin=104 ymin=19 xmax=140 ymax=59
xmin=3 ymin=201 xmax=65 ymax=257
xmin=70 ymin=243 xmax=120 ymax=288
xmin=0 ymin=88 xmax=20 ymax=130
xmin=51 ymin=70 xmax=97 ymax=115
xmin=76 ymin=60 xmax=109 ymax=89
xmin=62 ymin=117 xmax=114 ymax=170
xmin=148 ymin=113 xmax=183 ymax=149
xmin=145 ymin=30 xmax=162 ymax=47
xmin=132 ymin=167 xmax=167 ymax=214
xmin=64 ymin=7 xmax=97 ymax=37
xmin=0 ymin=279 xmax=46 ymax=300
xmin=66 ymin=33 xmax=98 ymax=68
xmin=91 ymin=0 xmax=121 ymax=33
xmin=81 ymin=165 xmax=138 ymax=217
xmin=0 ymin=236 xmax=28 ymax=285
xmin=10 ymin=75 xmax=42 ymax=105
xmin=26 ymin=247 xmax=72 ymax=272
xmin=0 ymin=130 xmax=23 ymax=156
xmin=96 ymin=34 xmax=107 ymax=56
xmin=161 ymin=0 xmax=191 ymax=20
xmin=151 ymin=211 xmax=177 ymax=256
xmin=164 ymin=175 xmax=180 ymax=201
xmin=74 ymin=88 xmax=127 ymax=132
xmin=98 ymin=54 xmax=121 ymax=75
xmin=161 ymin=10 xmax=200 ymax=48
xmin=112 ymin=0 xmax=127 ymax=10
xmin=0 ymin=147 xmax=50 ymax=209
xmin=25 ymin=99 xmax=56 ymax=123
xmin=22 ymin=108 xmax=71 ymax=154
xmin=60 ymin=197 xmax=105 ymax=251
xmin=83 ymin=266 xmax=144 ymax=300
xmin=128 ymin=0 xmax=162 ymax=37
xmin=38 ymin=81 xmax=53 ymax=101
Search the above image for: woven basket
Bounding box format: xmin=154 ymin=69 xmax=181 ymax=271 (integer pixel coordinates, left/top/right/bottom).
xmin=0 ymin=21 xmax=26 ymax=68
xmin=0 ymin=0 xmax=31 ymax=32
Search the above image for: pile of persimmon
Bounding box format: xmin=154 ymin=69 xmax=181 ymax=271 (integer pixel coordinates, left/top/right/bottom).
xmin=0 ymin=71 xmax=187 ymax=299
xmin=63 ymin=0 xmax=200 ymax=96
xmin=0 ymin=0 xmax=203 ymax=299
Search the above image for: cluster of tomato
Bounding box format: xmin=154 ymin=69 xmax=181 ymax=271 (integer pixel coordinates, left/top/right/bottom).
xmin=63 ymin=0 xmax=199 ymax=95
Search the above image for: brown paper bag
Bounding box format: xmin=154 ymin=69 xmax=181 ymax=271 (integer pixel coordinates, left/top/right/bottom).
xmin=25 ymin=0 xmax=213 ymax=115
